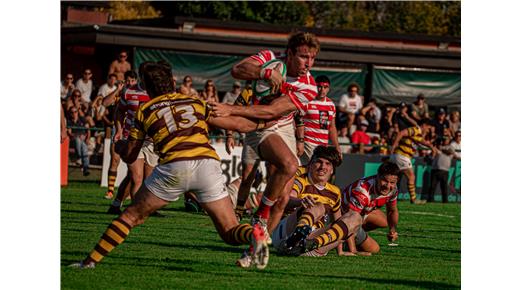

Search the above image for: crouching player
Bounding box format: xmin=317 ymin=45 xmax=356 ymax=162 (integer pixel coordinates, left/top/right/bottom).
xmin=285 ymin=161 xmax=400 ymax=256
xmin=237 ymin=146 xmax=343 ymax=266
xmin=70 ymin=61 xmax=274 ymax=270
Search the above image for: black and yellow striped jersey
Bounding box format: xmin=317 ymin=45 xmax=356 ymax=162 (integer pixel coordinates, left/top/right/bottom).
xmin=292 ymin=175 xmax=341 ymax=214
xmin=395 ymin=126 xmax=424 ymax=159
xmin=295 ymin=166 xmax=307 ymax=177
xmin=233 ymin=87 xmax=253 ymax=106
xmin=130 ymin=93 xmax=219 ymax=165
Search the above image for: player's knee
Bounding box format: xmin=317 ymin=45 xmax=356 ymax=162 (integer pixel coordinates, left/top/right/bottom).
xmin=275 ymin=193 xmax=290 ymax=209
xmin=280 ymin=158 xmax=298 ymax=178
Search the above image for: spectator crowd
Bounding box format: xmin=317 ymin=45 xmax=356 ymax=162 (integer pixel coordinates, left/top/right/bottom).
xmin=61 ymin=51 xmax=461 ymax=175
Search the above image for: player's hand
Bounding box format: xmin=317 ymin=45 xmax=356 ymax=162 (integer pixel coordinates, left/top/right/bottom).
xmin=209 ymin=101 xmax=233 ymax=117
xmin=268 ymin=63 xmax=284 ymax=95
xmin=113 ymin=130 xmax=122 ymax=142
xmin=339 ymin=251 xmax=357 ymax=257
xmin=296 ymin=141 xmax=304 ymax=157
xmin=301 ymin=196 xmax=316 ymax=209
xmin=387 ymin=231 xmax=398 ymax=242
xmin=225 ymin=135 xmax=235 ymax=154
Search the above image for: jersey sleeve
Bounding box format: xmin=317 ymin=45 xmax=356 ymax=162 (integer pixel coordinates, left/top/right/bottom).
xmin=331 ymin=185 xmax=342 ymax=213
xmin=283 ymin=76 xmax=318 ymax=116
xmin=292 ymin=177 xmax=305 ymax=197
xmin=348 ymin=186 xmax=370 ymax=214
xmin=249 ymin=50 xmax=276 ymax=65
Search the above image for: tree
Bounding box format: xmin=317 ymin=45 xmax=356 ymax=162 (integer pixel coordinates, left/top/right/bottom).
xmin=96 ymin=1 xmax=161 ymax=21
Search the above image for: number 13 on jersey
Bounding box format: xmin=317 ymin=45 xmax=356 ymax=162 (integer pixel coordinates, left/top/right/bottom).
xmin=156 ymin=105 xmax=198 ymax=133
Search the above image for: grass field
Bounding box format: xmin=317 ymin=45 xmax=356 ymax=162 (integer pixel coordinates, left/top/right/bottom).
xmin=61 ymin=180 xmax=461 ymax=289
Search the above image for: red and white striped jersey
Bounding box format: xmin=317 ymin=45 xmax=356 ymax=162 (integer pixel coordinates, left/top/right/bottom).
xmin=250 ymin=50 xmax=317 ymax=126
xmin=341 ymin=175 xmax=398 ymax=216
xmin=301 ymin=97 xmax=336 ymax=146
xmin=119 ymin=85 xmax=150 ymax=139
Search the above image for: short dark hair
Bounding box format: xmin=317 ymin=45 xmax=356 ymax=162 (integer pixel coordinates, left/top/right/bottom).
xmin=138 ymin=61 xmax=174 ymax=98
xmin=108 ymin=73 xmax=118 ymax=79
xmin=287 ymin=31 xmax=320 ymax=54
xmin=315 ymin=75 xmax=330 ymax=84
xmin=310 ymin=145 xmax=342 ymax=167
xmin=348 ymin=83 xmax=360 ymax=92
xmin=124 ymin=70 xmax=137 ymax=79
xmin=377 ymin=161 xmax=400 ymax=177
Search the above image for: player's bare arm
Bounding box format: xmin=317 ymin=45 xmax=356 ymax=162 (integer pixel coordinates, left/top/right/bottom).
xmin=231 ymin=58 xmax=284 ymax=93
xmin=208 ymin=115 xmax=275 ymax=133
xmin=210 ymin=95 xmax=297 ymax=120
xmin=386 ymin=203 xmax=399 ymax=242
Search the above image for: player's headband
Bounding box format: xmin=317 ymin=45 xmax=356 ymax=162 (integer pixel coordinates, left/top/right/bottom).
xmin=317 ymin=82 xmax=329 ymax=87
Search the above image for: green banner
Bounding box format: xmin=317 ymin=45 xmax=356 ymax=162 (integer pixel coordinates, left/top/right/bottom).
xmin=372 ymin=66 xmax=461 ymax=106
xmin=135 ymin=48 xmax=366 ymax=100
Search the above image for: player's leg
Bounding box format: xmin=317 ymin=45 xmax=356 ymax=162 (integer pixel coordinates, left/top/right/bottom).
xmin=105 ymin=142 xmax=121 ymax=199
xmin=254 ymin=133 xmax=299 ymax=229
xmin=357 ymin=234 xmax=380 ymax=254
xmin=107 ymin=174 xmax=130 ymax=214
xmin=267 ymin=179 xmax=293 ymax=234
xmin=234 ymin=158 xmax=259 ymax=220
xmin=362 ymin=209 xmax=388 ymax=231
xmin=285 ymin=204 xmax=326 ymax=251
xmin=75 ymin=185 xmax=169 ymax=268
xmin=193 ymin=158 xmax=269 ymax=269
xmin=128 ymin=158 xmax=145 ymax=199
xmin=303 ymin=210 xmax=362 ymax=254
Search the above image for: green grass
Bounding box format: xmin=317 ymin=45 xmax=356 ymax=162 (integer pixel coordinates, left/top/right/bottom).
xmin=61 ymin=181 xmax=461 ymax=289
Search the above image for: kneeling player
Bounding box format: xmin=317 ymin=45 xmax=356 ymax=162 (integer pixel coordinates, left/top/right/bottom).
xmin=243 ymin=146 xmax=343 ymax=263
xmin=285 ymin=161 xmax=401 ymax=255
xmin=70 ymin=61 xmax=274 ymax=270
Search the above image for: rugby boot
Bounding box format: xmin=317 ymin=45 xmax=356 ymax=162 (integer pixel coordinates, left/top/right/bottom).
xmin=251 ymin=223 xmax=269 ymax=270
xmin=284 ymin=225 xmax=313 ymax=256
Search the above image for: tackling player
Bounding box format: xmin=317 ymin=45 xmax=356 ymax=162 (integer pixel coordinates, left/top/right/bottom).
xmin=389 ymin=120 xmax=434 ymax=204
xmin=210 ymin=31 xmax=320 ymax=243
xmin=70 ymin=61 xmax=275 ymax=270
xmin=285 ymin=162 xmax=401 ymax=256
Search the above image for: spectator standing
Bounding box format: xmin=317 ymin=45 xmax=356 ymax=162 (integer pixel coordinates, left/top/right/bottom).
xmin=431 ymin=108 xmax=450 ymax=143
xmin=179 ymin=75 xmax=199 ymax=97
xmin=380 ymin=105 xmax=396 ymax=139
xmin=350 ymin=119 xmax=372 ymax=154
xmin=427 ymin=137 xmax=460 ymax=203
xmin=67 ymin=107 xmax=91 ymax=176
xmin=295 ymin=75 xmax=341 ymax=164
xmin=410 ymin=93 xmax=430 ymax=121
xmin=450 ymin=130 xmax=461 ymax=159
xmin=75 ymin=69 xmax=94 ymax=104
xmin=108 ymin=50 xmax=132 ymax=81
xmin=449 ymin=111 xmax=461 ymax=135
xmin=61 ymin=73 xmax=76 ymax=100
xmin=337 ymin=83 xmax=364 ymax=137
xmin=222 ymin=81 xmax=242 ymax=104
xmin=393 ymin=102 xmax=417 ymax=131
xmin=201 ymin=79 xmax=219 ymax=103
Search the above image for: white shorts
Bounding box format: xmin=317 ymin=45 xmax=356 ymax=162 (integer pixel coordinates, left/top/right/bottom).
xmin=300 ymin=142 xmax=318 ymax=165
xmin=144 ymin=158 xmax=228 ymax=203
xmin=389 ymin=153 xmax=412 ymax=170
xmin=271 ymin=216 xmax=290 ymax=250
xmin=138 ymin=140 xmax=159 ymax=167
xmin=241 ymin=133 xmax=260 ymax=165
xmin=249 ymin=123 xmax=299 ymax=164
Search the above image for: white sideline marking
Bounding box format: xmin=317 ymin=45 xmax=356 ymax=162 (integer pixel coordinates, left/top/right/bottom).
xmin=402 ymin=211 xmax=456 ymax=218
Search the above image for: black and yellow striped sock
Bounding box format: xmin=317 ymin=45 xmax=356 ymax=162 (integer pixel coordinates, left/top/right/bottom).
xmin=408 ymin=182 xmax=416 ymax=201
xmin=84 ymin=217 xmax=132 ymax=264
xmin=107 ymin=170 xmax=117 ymax=193
xmin=297 ymin=212 xmax=315 ymax=228
xmin=314 ymin=220 xmax=349 ymax=248
xmin=225 ymin=223 xmax=253 ymax=245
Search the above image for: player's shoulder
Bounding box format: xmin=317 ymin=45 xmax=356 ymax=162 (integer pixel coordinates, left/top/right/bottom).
xmin=325 ymin=182 xmax=341 ymax=195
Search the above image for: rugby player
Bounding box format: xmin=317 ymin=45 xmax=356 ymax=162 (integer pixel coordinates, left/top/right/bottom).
xmin=70 ymin=61 xmax=274 ymax=270
xmin=285 ymin=162 xmax=401 ymax=256
xmin=389 ymin=120 xmax=434 ymax=204
xmin=107 ymin=70 xmax=159 ymax=214
xmin=295 ymin=75 xmax=341 ymax=165
xmin=210 ymin=31 xmax=320 ymax=242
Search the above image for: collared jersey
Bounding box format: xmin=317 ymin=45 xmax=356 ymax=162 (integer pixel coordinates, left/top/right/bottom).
xmin=130 ymin=93 xmax=219 ymax=165
xmin=292 ymin=174 xmax=341 ymax=214
xmin=249 ymin=50 xmax=317 ymax=127
xmin=119 ymin=85 xmax=150 ymax=139
xmin=395 ymin=126 xmax=424 ymax=159
xmin=342 ymin=175 xmax=398 ymax=216
xmin=301 ymin=97 xmax=336 ymax=146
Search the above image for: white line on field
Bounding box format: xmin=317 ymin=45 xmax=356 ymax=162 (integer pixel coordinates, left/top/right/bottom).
xmin=401 ymin=211 xmax=457 ymax=218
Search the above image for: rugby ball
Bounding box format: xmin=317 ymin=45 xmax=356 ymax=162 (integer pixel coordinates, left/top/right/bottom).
xmin=253 ymin=59 xmax=287 ymax=98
